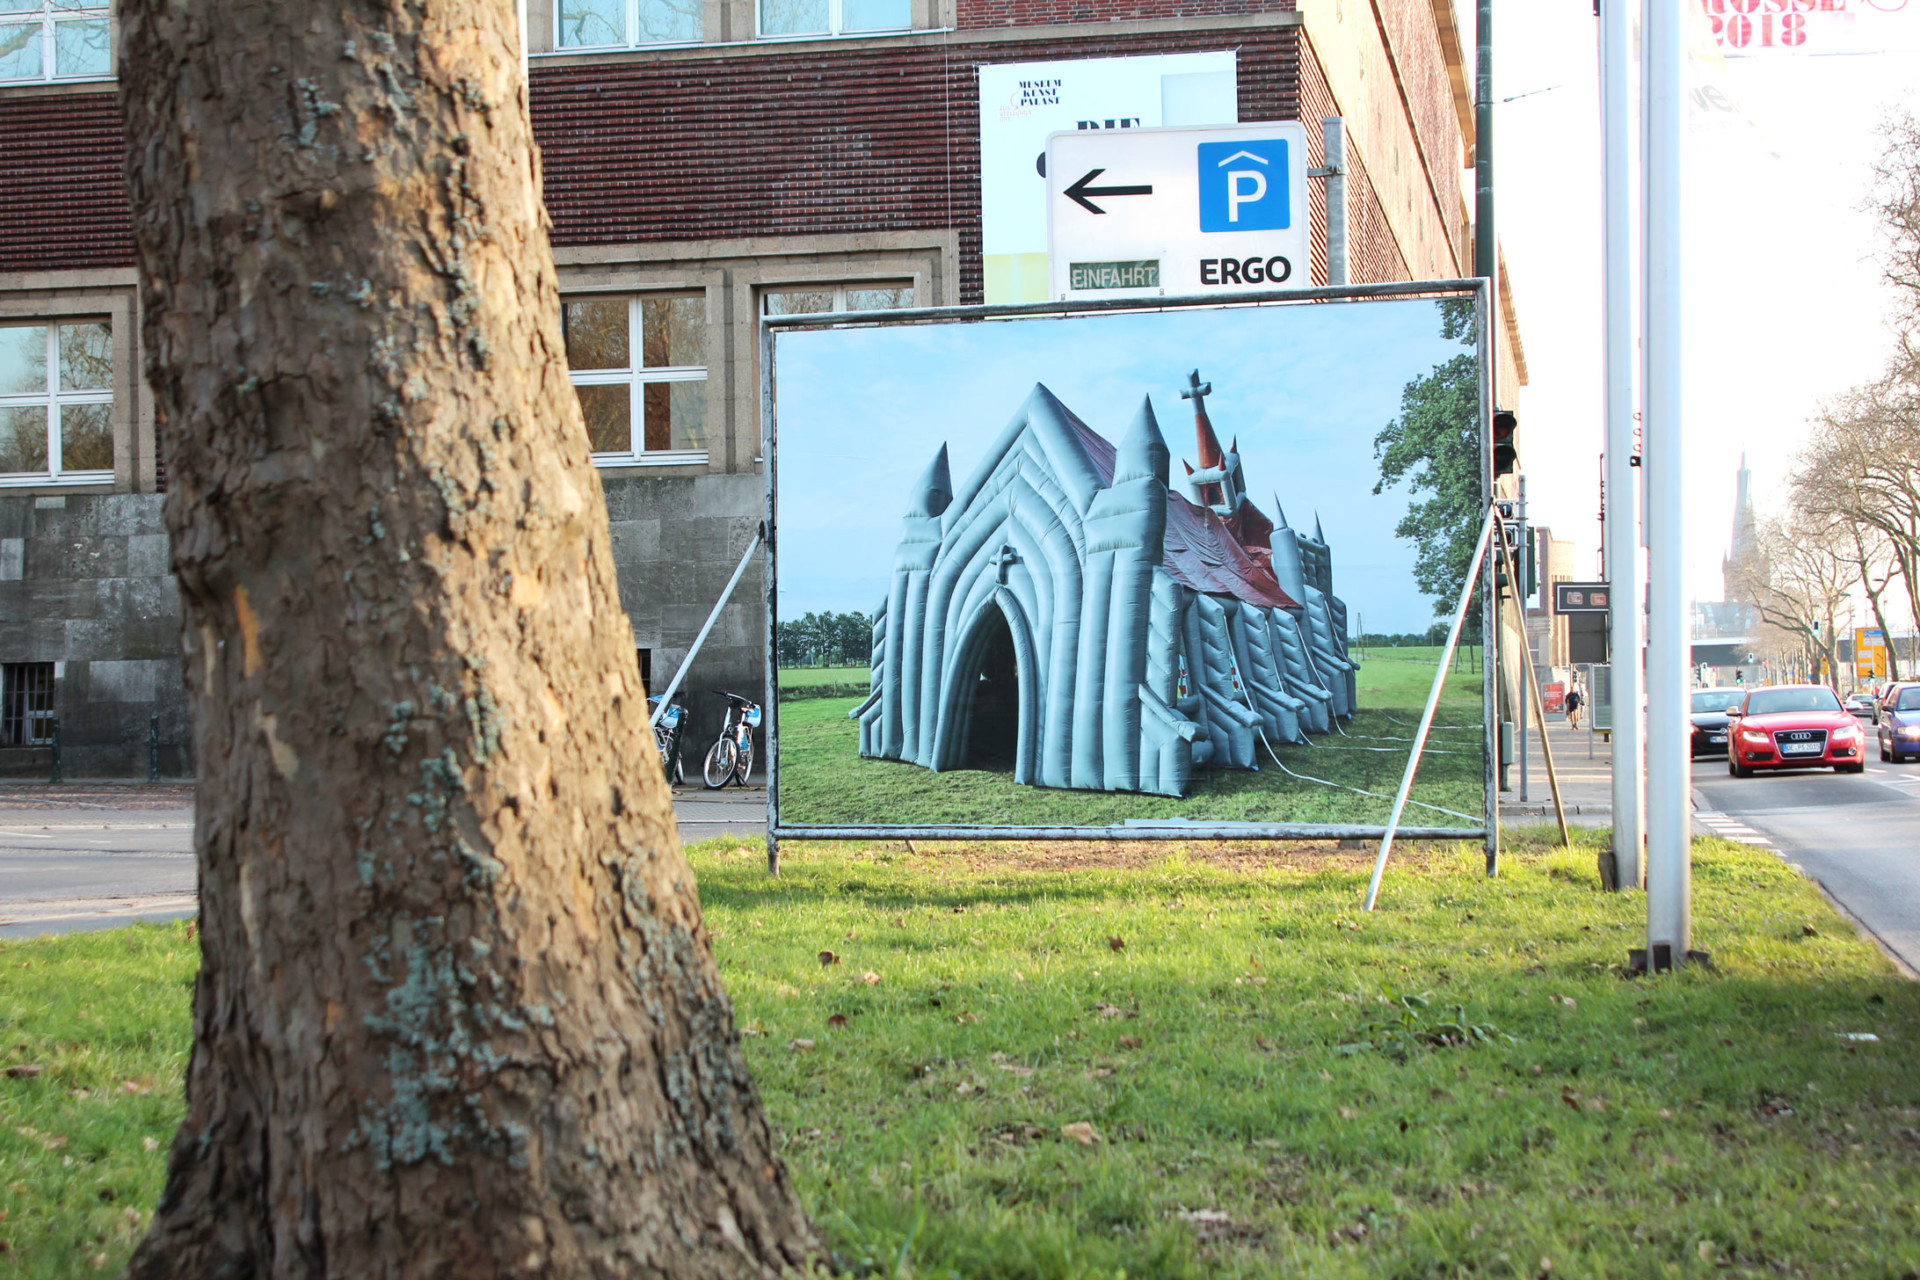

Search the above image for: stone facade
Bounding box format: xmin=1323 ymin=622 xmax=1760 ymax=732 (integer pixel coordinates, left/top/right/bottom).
xmin=0 ymin=492 xmax=186 ymax=777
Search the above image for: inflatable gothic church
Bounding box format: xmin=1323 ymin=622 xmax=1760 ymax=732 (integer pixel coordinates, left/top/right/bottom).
xmin=848 ymin=371 xmax=1358 ymax=798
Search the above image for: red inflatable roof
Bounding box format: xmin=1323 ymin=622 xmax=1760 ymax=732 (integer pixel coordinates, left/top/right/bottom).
xmin=1065 ymin=412 xmax=1302 ymax=612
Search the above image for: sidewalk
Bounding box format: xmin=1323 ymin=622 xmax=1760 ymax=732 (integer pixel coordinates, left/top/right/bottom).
xmin=1499 ymin=712 xmax=1615 ymax=827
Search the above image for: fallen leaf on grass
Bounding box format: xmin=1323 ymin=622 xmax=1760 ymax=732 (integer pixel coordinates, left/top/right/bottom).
xmin=1093 ymin=1002 xmax=1135 ymax=1019
xmin=1337 ymin=1107 xmax=1357 ymax=1120
xmin=826 ymin=1014 xmax=848 ymax=1030
xmin=1119 ymin=1035 xmax=1142 ymax=1049
xmin=818 ymin=950 xmax=840 ymax=966
xmin=1108 ymin=936 xmax=1125 ymax=952
xmin=1328 ymin=1222 xmax=1369 ymax=1244
xmin=121 ymin=1079 xmax=152 ymax=1095
xmin=787 ymin=1039 xmax=816 ymax=1052
xmin=1253 ymin=1036 xmax=1276 ymax=1052
xmin=953 ymin=1011 xmax=978 ymax=1024
xmin=1802 ymin=924 xmax=1819 ymax=938
xmin=1060 ymin=1121 xmax=1101 ymax=1146
xmin=861 ymin=971 xmax=881 ymax=986
xmin=142 ymin=1137 xmax=159 ymax=1153
xmin=1085 ymin=1066 xmax=1114 ymax=1080
xmin=3 ymin=1065 xmax=42 ymax=1079
xmin=890 ymin=916 xmax=906 ymax=927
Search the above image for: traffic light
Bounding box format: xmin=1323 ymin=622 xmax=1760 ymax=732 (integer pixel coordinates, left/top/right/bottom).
xmin=1493 ymin=409 xmax=1518 ymax=477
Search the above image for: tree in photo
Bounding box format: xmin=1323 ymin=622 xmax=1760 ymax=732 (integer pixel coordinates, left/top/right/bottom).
xmin=1373 ymin=297 xmax=1484 ymax=623
xmin=1728 ymin=513 xmax=1854 ymax=690
xmin=117 ymin=0 xmax=813 ymax=1273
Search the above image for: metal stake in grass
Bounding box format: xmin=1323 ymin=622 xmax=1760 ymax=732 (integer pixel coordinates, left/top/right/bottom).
xmin=1365 ymin=506 xmax=1499 ymax=912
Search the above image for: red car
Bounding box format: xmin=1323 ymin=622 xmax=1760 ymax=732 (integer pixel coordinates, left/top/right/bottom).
xmin=1727 ymin=684 xmax=1867 ymax=776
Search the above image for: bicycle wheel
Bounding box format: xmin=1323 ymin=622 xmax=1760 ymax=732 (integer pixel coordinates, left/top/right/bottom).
xmin=733 ymin=736 xmax=754 ymax=786
xmin=654 ymin=727 xmax=675 ymax=778
xmin=702 ymin=736 xmax=738 ymax=790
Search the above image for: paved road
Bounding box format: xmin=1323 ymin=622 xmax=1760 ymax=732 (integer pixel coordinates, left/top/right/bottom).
xmin=0 ymin=799 xmax=197 ymax=938
xmin=0 ymin=782 xmax=768 ymax=938
xmin=1693 ymin=754 xmax=1920 ymax=974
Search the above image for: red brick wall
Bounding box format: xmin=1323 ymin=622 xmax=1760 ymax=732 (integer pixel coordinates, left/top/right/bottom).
xmin=1296 ymin=35 xmax=1409 ymax=287
xmin=0 ymin=91 xmax=133 ymax=274
xmin=959 ymin=0 xmax=1291 ymax=29
xmin=529 ymin=28 xmax=1301 ymax=304
xmin=1373 ymin=0 xmax=1467 ymax=272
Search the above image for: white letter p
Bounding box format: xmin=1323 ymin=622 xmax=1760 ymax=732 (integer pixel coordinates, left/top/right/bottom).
xmin=1227 ymin=170 xmax=1267 ymax=222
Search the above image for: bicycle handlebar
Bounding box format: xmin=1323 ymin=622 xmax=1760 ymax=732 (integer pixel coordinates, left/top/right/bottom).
xmin=710 ymin=690 xmax=759 ymax=707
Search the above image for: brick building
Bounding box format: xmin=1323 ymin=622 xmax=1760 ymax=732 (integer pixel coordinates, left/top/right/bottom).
xmin=0 ymin=0 xmax=1523 ymax=775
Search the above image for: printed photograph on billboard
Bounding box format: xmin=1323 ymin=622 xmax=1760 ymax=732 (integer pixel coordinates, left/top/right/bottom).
xmin=765 ymin=287 xmax=1491 ymax=837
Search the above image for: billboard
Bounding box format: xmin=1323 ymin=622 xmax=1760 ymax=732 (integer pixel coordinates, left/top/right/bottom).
xmin=764 ymin=285 xmax=1493 ymax=841
xmin=978 ymin=53 xmax=1237 ymax=305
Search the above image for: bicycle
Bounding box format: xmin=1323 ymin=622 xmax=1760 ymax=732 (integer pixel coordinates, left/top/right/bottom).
xmin=649 ymin=694 xmax=686 ymax=786
xmin=701 ymin=691 xmax=761 ymax=789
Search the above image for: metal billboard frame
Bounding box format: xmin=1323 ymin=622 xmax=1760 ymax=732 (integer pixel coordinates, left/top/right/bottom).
xmin=760 ymin=279 xmax=1496 ymax=870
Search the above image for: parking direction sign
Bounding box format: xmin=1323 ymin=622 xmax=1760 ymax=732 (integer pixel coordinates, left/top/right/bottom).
xmin=1046 ymin=122 xmax=1311 ymax=301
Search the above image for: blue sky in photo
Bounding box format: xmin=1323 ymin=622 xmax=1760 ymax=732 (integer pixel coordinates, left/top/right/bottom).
xmin=772 ymin=298 xmax=1472 ymax=635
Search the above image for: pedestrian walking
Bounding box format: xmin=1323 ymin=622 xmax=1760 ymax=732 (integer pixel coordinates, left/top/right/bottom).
xmin=1565 ymin=684 xmax=1584 ymax=731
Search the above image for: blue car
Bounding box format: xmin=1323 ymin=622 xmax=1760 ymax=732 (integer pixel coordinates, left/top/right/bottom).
xmin=1878 ymin=683 xmax=1920 ymax=763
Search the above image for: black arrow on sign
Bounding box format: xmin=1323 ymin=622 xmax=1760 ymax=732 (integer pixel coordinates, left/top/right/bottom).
xmin=1064 ymin=168 xmax=1154 ymax=215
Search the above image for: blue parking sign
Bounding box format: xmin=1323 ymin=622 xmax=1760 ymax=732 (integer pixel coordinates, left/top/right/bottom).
xmin=1197 ymin=139 xmax=1290 ymax=233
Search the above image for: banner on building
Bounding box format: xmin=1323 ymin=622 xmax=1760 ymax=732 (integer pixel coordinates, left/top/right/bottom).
xmin=763 ymin=284 xmax=1494 ymax=841
xmin=978 ymin=53 xmax=1237 ymax=305
xmin=1698 ymin=0 xmax=1920 ymax=57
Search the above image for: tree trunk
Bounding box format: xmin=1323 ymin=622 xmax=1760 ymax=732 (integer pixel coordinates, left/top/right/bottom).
xmin=117 ymin=2 xmax=814 ymax=1275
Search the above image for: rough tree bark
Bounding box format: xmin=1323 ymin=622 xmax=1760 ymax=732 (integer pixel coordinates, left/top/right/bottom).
xmin=117 ymin=2 xmax=813 ymax=1274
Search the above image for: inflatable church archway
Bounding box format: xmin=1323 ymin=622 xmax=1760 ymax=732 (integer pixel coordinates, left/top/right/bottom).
xmin=847 ymin=371 xmax=1357 ymax=798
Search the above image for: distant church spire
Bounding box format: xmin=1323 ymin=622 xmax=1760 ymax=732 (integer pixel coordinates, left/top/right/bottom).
xmin=1721 ymin=454 xmax=1760 ymax=601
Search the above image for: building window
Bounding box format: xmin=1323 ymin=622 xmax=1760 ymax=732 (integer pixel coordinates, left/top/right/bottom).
xmin=762 ymin=283 xmax=915 ymax=316
xmin=1 ymin=663 xmax=54 ymax=747
xmin=563 ymin=295 xmax=707 ymax=464
xmin=0 ymin=1 xmax=111 ymax=83
xmin=553 ymin=0 xmax=701 ymax=48
xmin=758 ymin=0 xmax=909 ymax=39
xmin=0 ymin=322 xmax=113 ymax=487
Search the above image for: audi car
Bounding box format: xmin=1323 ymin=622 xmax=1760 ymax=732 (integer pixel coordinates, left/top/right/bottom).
xmin=1689 ymin=687 xmax=1744 ymax=758
xmin=1879 ymin=683 xmax=1920 ymax=763
xmin=1726 ymin=685 xmax=1866 ymax=776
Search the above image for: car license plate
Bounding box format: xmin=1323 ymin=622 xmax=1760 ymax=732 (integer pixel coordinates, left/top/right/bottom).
xmin=1709 ymin=734 xmax=1726 ymax=744
xmin=1781 ymin=742 xmax=1822 ymax=755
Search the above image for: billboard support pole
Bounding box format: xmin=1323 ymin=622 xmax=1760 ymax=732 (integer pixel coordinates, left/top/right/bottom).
xmin=1502 ymin=537 xmax=1571 ymax=850
xmin=1318 ymin=118 xmax=1347 ymax=287
xmin=1643 ymin=0 xmax=1692 ymax=966
xmin=650 ymin=530 xmax=764 ymax=728
xmin=1601 ymin=0 xmax=1644 ymax=892
xmin=1366 ymin=505 xmax=1501 ymax=912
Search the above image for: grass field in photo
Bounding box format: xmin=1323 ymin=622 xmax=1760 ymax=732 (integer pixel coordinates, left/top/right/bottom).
xmin=775 ymin=648 xmax=1488 ymax=830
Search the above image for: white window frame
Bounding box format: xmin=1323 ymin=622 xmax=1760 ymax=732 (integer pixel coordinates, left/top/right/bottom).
xmin=565 ymin=295 xmax=708 ymax=468
xmin=755 ymin=0 xmax=910 ymax=41
xmin=544 ymin=0 xmax=703 ymax=52
xmin=760 ymin=282 xmax=917 ymax=315
xmin=0 ymin=1 xmax=113 ymax=85
xmin=0 ymin=322 xmax=113 ymax=489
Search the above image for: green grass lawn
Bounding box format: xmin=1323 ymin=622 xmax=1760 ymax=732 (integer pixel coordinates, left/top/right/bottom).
xmin=5 ymin=831 xmax=1917 ymax=1277
xmin=781 ymin=666 xmax=874 ymax=688
xmin=776 ymin=649 xmax=1487 ymax=829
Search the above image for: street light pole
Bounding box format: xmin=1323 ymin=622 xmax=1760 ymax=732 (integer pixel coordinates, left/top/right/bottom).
xmin=1601 ymin=0 xmax=1643 ymax=891
xmin=1643 ymin=0 xmax=1691 ymax=965
xmin=1475 ymin=0 xmax=1495 ymax=285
